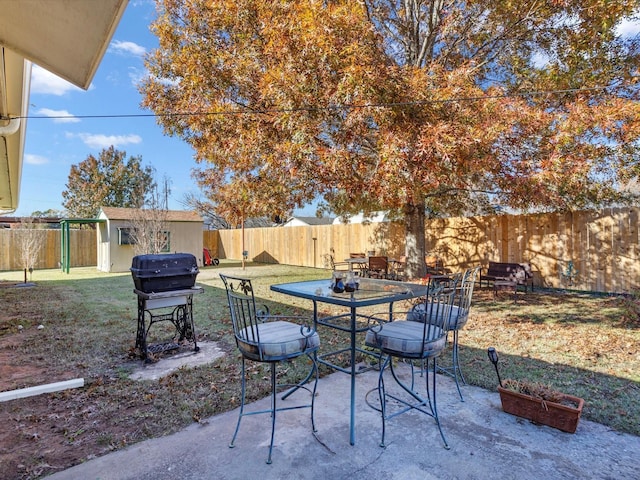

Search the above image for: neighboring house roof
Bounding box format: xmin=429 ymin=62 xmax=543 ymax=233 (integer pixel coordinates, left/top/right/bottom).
xmin=99 ymin=207 xmax=203 ymax=223
xmin=283 ymin=216 xmax=335 ymax=227
xmin=0 ymin=0 xmax=128 ymax=213
xmin=332 ymin=211 xmax=390 ymax=224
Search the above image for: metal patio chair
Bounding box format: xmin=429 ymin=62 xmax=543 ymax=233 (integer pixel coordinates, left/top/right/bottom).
xmin=425 ymin=255 xmax=446 ymax=275
xmin=220 ymin=274 xmax=320 ymax=464
xmin=437 ymin=266 xmax=481 ymax=400
xmin=326 ymin=253 xmax=350 ymax=273
xmin=349 ymin=252 xmax=369 ymax=276
xmin=367 ymin=255 xmax=389 ymax=279
xmin=412 ymin=267 xmax=480 ymax=401
xmin=365 ymin=285 xmax=456 ymax=449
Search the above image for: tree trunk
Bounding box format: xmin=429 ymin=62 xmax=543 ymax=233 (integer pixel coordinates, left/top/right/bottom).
xmin=403 ymin=201 xmax=426 ymax=279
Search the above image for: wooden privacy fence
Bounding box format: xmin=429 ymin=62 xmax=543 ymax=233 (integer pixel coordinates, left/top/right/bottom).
xmin=2 ymin=208 xmax=639 ymax=293
xmin=0 ymin=229 xmax=96 ymax=271
xmin=216 ymin=207 xmax=640 ymax=294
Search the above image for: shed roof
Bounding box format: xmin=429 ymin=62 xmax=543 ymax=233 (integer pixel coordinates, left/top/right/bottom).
xmin=99 ymin=207 xmax=203 ymax=222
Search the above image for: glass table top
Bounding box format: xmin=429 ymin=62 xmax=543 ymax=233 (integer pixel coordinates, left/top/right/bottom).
xmin=271 ymin=277 xmax=428 ymax=307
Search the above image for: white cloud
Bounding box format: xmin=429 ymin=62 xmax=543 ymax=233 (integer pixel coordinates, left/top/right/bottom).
xmin=531 ymin=51 xmax=551 ymax=69
xmin=30 ymin=65 xmax=84 ymax=96
xmin=616 ymin=17 xmax=640 ymax=38
xmin=128 ymin=67 xmax=147 ymax=87
xmin=110 ymin=40 xmax=147 ymax=57
xmin=36 ymin=108 xmax=80 ymax=123
xmin=24 ymin=154 xmax=49 ymax=165
xmin=69 ymin=132 xmax=142 ymax=149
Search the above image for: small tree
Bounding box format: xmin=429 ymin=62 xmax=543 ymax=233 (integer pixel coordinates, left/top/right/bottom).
xmin=17 ymin=218 xmax=46 ymax=282
xmin=181 ymin=192 xmax=231 ymax=230
xmin=128 ymin=177 xmax=171 ymax=255
xmin=181 ymin=192 xmax=280 ymax=229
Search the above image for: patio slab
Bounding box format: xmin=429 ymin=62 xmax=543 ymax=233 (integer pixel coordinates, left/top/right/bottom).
xmin=129 ymin=342 xmax=225 ymax=381
xmin=45 ymin=364 xmax=639 ymax=480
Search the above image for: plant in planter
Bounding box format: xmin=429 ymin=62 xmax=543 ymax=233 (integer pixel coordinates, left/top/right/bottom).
xmin=488 ymin=348 xmax=585 ymax=433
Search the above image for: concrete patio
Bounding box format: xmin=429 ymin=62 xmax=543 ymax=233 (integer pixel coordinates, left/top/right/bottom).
xmin=45 ymin=360 xmax=639 ymax=480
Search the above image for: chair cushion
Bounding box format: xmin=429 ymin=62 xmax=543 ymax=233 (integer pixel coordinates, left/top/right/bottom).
xmin=237 ymin=321 xmax=320 ymax=361
xmin=407 ymin=304 xmax=468 ymax=330
xmin=365 ymin=321 xmax=446 ymax=358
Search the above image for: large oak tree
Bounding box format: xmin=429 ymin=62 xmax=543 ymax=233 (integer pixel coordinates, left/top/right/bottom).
xmin=141 ymin=0 xmax=640 ymax=277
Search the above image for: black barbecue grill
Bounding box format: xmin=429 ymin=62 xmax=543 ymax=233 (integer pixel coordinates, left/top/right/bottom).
xmin=131 ymin=253 xmax=202 ymax=361
xmin=131 ymin=253 xmax=199 ymax=293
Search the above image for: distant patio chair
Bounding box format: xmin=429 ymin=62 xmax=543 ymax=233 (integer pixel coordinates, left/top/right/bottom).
xmin=220 ymin=274 xmax=320 ymax=464
xmin=368 ymin=256 xmax=389 ymax=279
xmin=349 ymin=252 xmax=368 ymax=276
xmin=326 ymin=254 xmax=350 ymax=272
xmin=389 ymin=255 xmax=406 ymax=281
xmin=425 ymin=255 xmax=446 ymax=275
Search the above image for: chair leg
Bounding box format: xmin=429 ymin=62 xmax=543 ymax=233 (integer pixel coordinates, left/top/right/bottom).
xmin=451 ymin=330 xmax=467 ymax=381
xmin=435 ymin=330 xmax=466 ymax=402
xmin=281 ymin=351 xmax=316 ymax=400
xmin=378 ymin=355 xmax=390 ymax=448
xmin=230 ymin=354 xmax=319 ymax=464
xmin=267 ymin=363 xmax=276 ymax=464
xmin=229 ymin=356 xmax=247 ymax=450
xmin=378 ymin=356 xmax=449 ymax=449
xmin=309 ymin=352 xmax=319 ymax=433
xmin=280 ymin=352 xmax=319 ymax=433
xmin=427 ymin=357 xmax=449 ymax=449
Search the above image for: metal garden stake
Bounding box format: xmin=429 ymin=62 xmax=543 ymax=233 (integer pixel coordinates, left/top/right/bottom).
xmin=487 ymin=347 xmax=503 ymax=388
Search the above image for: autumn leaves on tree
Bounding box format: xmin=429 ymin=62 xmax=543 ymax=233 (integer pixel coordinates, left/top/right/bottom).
xmin=141 ymin=0 xmax=639 ymax=278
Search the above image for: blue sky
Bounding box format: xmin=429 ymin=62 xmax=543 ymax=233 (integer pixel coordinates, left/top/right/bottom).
xmin=14 ymin=1 xmax=640 ymax=217
xmin=15 ymin=0 xmax=219 ymax=216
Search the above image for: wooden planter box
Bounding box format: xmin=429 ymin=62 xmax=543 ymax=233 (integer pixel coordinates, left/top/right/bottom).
xmin=498 ymin=386 xmax=584 ymax=433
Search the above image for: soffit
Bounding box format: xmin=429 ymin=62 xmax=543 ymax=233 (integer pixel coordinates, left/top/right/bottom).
xmin=0 ymin=0 xmax=128 ymax=90
xmin=0 ymin=0 xmax=128 ymax=212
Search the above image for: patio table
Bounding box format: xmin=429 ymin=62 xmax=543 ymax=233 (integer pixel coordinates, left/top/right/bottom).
xmin=343 ymin=257 xmax=368 ymax=274
xmin=270 ymin=277 xmax=429 ymax=445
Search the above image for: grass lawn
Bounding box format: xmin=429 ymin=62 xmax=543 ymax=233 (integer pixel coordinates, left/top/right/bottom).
xmin=0 ymin=261 xmax=638 ymax=479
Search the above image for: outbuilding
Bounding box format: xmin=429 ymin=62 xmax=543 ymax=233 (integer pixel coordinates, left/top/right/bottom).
xmin=97 ymin=207 xmax=203 ymax=272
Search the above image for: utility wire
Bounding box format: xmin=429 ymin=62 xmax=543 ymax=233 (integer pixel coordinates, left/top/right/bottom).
xmin=6 ymin=81 xmax=638 ymax=121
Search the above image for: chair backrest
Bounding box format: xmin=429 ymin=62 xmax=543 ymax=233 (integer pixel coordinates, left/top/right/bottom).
xmin=451 ymin=266 xmax=481 ymax=328
xmin=350 ymin=252 xmax=366 ymax=258
xmin=220 ymin=274 xmax=267 ymax=358
xmin=394 ymin=255 xmax=407 ymax=274
xmin=416 ymin=286 xmax=455 ymax=353
xmin=428 ymin=271 xmax=461 ymax=290
xmin=368 ymin=256 xmax=388 ymax=273
xmin=326 ymin=254 xmax=350 ymax=271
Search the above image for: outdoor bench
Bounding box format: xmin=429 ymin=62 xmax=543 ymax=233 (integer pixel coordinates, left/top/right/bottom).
xmin=479 ymin=262 xmax=534 ymax=292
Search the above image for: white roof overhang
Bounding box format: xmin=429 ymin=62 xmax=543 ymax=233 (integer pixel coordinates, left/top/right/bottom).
xmin=0 ymin=47 xmax=30 ymax=212
xmin=0 ymin=0 xmax=129 ymax=213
